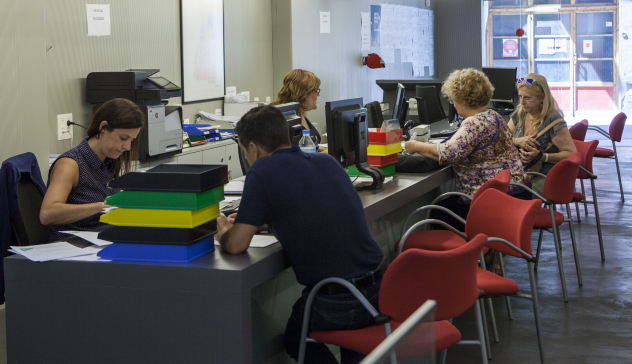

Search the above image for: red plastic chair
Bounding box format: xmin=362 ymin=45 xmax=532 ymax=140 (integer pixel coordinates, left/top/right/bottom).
xmin=297 ymin=234 xmax=490 ymax=364
xmin=570 ymin=140 xmax=604 ymax=260
xmin=569 ymin=119 xmax=588 ymax=141
xmin=589 ymin=112 xmax=627 ymax=201
xmin=511 ymin=153 xmax=582 ymax=303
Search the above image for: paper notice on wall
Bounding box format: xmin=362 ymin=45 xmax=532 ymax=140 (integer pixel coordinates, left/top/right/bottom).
xmin=606 ymin=22 xmax=612 ymax=27
xmin=583 ymin=39 xmax=593 ymax=54
xmin=538 ymin=38 xmax=555 ymax=55
xmin=502 ymin=39 xmax=519 ymax=57
xmin=361 ymin=12 xmax=371 ymax=51
xmin=320 ymin=11 xmax=330 ymax=34
xmin=555 ymin=38 xmax=567 ymax=52
xmin=86 ymin=4 xmax=111 ymax=36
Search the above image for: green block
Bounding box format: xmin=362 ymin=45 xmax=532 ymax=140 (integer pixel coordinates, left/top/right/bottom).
xmin=347 ymin=164 xmax=396 ymax=177
xmin=105 ymin=185 xmax=225 ymax=211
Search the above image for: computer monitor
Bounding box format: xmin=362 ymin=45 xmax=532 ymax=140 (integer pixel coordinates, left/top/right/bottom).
xmin=273 ymin=102 xmax=303 ymax=146
xmin=392 ymin=83 xmax=406 ymax=121
xmin=482 ymin=67 xmax=517 ymax=104
xmin=326 ymin=98 xmax=383 ymax=190
xmin=415 ymin=85 xmax=446 ymax=123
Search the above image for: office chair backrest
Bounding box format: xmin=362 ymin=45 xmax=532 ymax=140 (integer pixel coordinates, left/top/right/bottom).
xmin=470 ymin=170 xmax=510 ymax=205
xmin=415 ymin=86 xmax=446 ymax=123
xmin=569 ymin=119 xmax=588 ymax=141
xmin=573 ymin=139 xmax=598 ymax=178
xmin=12 ymin=177 xmax=49 ymax=245
xmin=365 ymin=101 xmax=384 ymax=129
xmin=609 ymin=112 xmax=627 ymax=142
xmin=542 ymin=152 xmax=581 ymax=204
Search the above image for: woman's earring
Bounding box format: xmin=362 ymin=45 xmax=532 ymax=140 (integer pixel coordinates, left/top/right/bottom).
xmin=540 ymin=103 xmax=543 ymax=109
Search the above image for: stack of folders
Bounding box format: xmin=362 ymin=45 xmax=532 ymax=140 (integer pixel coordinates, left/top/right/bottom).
xmin=347 ymin=128 xmax=403 ymax=178
xmin=97 ymin=164 xmax=229 ymax=263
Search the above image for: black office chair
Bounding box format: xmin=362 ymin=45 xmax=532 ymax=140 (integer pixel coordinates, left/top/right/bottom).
xmin=11 ymin=177 xmax=49 ymax=246
xmin=365 ymin=101 xmax=385 ymax=129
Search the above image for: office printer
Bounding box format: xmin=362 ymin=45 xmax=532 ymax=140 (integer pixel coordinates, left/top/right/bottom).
xmin=86 ymin=69 xmax=183 ymax=161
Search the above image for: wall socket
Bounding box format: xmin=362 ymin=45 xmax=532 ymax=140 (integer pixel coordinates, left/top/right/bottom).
xmin=57 ymin=113 xmax=73 ymax=141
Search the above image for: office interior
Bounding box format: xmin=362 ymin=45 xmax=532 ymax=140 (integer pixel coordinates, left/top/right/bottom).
xmin=1 ymin=0 xmax=632 ymax=363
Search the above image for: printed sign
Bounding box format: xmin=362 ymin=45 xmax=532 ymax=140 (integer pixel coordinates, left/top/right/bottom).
xmin=555 ymin=38 xmax=567 ymax=52
xmin=502 ymin=39 xmax=518 ymax=57
xmin=583 ymin=39 xmax=593 ymax=54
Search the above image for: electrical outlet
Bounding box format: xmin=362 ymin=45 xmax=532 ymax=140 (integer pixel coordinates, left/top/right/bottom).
xmin=184 ymin=118 xmax=190 ymax=124
xmin=57 ymin=113 xmax=73 ymax=141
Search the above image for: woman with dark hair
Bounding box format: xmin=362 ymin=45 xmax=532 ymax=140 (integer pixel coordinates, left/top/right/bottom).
xmin=40 ymin=98 xmax=144 ymax=241
xmin=271 ymin=69 xmax=326 ymax=152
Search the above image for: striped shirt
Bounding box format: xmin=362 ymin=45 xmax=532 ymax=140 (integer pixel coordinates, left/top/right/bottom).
xmin=48 ymin=138 xmax=120 ymax=242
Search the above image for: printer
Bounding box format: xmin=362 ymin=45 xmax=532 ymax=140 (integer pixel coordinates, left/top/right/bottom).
xmin=86 ymin=69 xmax=183 ymax=161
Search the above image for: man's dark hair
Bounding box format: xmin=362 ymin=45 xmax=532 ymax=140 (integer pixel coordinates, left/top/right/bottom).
xmin=234 ymin=105 xmax=291 ymax=152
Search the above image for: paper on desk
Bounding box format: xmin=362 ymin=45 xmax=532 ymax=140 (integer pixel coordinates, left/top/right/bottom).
xmin=352 ymin=176 xmax=394 ymax=186
xmin=225 ymin=179 xmax=245 ymax=194
xmin=10 ymin=242 xmax=94 ymax=262
xmin=214 ymin=235 xmax=279 ymax=248
xmin=59 ymin=245 xmax=111 ymax=262
xmin=60 ymin=231 xmax=113 ymax=246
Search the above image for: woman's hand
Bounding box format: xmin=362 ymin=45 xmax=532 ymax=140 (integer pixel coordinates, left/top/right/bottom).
xmin=514 ymin=134 xmax=540 ymax=150
xmin=519 ymin=146 xmax=541 ymax=164
xmin=404 ymin=140 xmax=417 ymax=155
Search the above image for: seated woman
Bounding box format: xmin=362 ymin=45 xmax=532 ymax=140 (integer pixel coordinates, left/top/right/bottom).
xmin=509 ymin=73 xmax=576 ymax=197
xmin=40 ymin=98 xmax=144 ymax=242
xmin=404 ymin=68 xmax=528 ymax=229
xmin=271 ymin=69 xmax=326 ymax=152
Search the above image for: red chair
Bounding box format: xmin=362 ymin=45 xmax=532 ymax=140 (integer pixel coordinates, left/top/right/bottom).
xmin=297 ymin=234 xmax=490 ymax=364
xmin=511 ymin=153 xmax=583 ymax=303
xmin=569 ymin=119 xmax=588 ymax=141
xmin=589 ymin=112 xmax=627 ymax=201
xmin=571 ymin=140 xmax=604 ymax=260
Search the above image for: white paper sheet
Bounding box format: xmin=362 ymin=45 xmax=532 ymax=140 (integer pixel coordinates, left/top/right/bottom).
xmin=224 ymin=177 xmax=245 ymax=195
xmin=215 ymin=235 xmax=279 ymax=248
xmin=60 ymin=231 xmax=113 ymax=246
xmin=86 ymin=4 xmax=111 ymax=36
xmin=320 ymin=11 xmax=331 ymax=34
xmin=11 ymin=242 xmax=94 ymax=262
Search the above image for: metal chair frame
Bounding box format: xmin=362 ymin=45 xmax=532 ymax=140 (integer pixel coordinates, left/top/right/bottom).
xmin=588 ymin=125 xmax=625 ymax=202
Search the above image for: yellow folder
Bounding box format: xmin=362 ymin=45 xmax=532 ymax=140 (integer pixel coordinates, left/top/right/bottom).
xmin=367 ymin=142 xmax=402 ymax=156
xmin=100 ymin=203 xmax=220 ymax=228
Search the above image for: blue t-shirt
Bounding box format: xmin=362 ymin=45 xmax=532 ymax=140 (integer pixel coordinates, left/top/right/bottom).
xmin=235 ymin=146 xmax=384 ymax=287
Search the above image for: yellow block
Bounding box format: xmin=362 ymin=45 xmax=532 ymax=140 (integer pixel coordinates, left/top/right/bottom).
xmin=100 ymin=203 xmax=220 ymax=228
xmin=367 ymin=142 xmax=402 ymax=156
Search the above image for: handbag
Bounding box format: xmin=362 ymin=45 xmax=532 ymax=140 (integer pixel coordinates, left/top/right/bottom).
xmin=522 ymin=118 xmax=564 ymax=173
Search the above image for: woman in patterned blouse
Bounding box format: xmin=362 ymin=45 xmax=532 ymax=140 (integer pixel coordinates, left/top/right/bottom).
xmin=404 ymin=68 xmax=528 ymax=229
xmin=40 ymin=98 xmax=144 ymax=241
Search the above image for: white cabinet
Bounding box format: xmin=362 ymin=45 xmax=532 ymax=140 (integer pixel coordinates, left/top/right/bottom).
xmin=176 ymin=151 xmax=204 ymax=165
xmin=225 ymin=143 xmax=243 ymax=179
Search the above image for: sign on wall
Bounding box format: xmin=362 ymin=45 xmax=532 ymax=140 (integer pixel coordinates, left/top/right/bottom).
xmin=180 ymin=0 xmax=226 ymax=104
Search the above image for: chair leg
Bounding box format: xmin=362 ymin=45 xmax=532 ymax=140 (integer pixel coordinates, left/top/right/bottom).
xmin=580 ymin=179 xmax=588 ymax=215
xmin=486 ymin=298 xmax=500 ymax=342
xmin=550 ymin=206 xmax=569 ymax=302
xmin=613 ymin=141 xmax=624 ymax=202
xmin=499 ymin=254 xmax=513 ymax=320
xmin=479 ymin=299 xmax=492 ymax=359
xmin=474 ymin=300 xmax=490 ymax=364
xmin=440 ymin=349 xmax=448 ymax=364
xmin=534 ymin=229 xmax=544 ymax=271
xmin=574 ymin=201 xmax=581 ymax=223
xmin=566 ymin=204 xmax=583 ymax=286
xmin=528 ymin=261 xmax=547 ymax=364
xmin=591 ymin=179 xmax=605 ymax=261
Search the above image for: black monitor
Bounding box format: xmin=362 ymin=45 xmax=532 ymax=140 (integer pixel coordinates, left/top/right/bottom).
xmin=325 ymin=98 xmax=384 ymax=190
xmin=392 ymin=83 xmax=406 ymax=121
xmin=482 ymin=67 xmax=517 ymax=104
xmin=415 ymin=85 xmax=446 ymax=123
xmin=273 ymin=102 xmax=303 ymax=146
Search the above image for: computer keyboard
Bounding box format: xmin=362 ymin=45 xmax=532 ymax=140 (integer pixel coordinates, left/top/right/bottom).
xmin=430 ymin=127 xmax=459 ymax=138
xmin=220 ymin=198 xmax=241 ymax=215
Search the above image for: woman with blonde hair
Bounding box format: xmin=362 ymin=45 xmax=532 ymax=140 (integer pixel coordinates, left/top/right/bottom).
xmin=272 ymin=69 xmax=325 ymax=151
xmin=508 ymin=73 xmax=576 ymax=196
xmin=404 ymin=68 xmax=528 ymax=230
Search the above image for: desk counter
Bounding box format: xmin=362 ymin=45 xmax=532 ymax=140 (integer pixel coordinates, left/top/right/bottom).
xmin=5 ymin=166 xmax=452 ymax=364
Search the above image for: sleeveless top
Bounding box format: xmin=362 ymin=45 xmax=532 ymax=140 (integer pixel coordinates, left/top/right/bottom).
xmin=48 ymin=138 xmax=120 ymax=242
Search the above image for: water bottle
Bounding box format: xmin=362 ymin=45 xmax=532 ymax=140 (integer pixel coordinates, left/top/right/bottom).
xmin=299 ymin=129 xmax=317 ymax=153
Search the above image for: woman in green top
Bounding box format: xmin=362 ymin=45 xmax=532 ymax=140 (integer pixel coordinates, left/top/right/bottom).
xmin=508 ymin=73 xmax=576 ymax=196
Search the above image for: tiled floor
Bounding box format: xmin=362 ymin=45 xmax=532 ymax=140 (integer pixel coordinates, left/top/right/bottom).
xmin=447 ymin=128 xmax=632 ymax=364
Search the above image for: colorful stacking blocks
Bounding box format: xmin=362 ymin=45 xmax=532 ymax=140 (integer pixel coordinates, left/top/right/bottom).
xmin=97 ymin=164 xmax=229 ymax=263
xmin=348 ymin=128 xmax=403 ymax=177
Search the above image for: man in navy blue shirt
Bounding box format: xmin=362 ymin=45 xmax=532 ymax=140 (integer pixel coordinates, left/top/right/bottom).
xmin=216 ymin=105 xmax=384 ymax=364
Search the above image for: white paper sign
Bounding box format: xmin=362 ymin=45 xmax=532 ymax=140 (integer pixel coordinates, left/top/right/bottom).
xmin=583 ymin=40 xmax=593 ymax=54
xmin=86 ymin=4 xmax=111 ymax=36
xmin=361 ymin=12 xmax=371 ymax=51
xmin=538 ymin=39 xmax=555 ymax=55
xmin=320 ymin=11 xmax=331 ymax=34
xmin=503 ymin=39 xmax=519 ymax=57
xmin=226 ymin=86 xmax=237 ymax=96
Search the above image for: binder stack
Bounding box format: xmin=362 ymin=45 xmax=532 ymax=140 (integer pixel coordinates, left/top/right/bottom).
xmin=348 ymin=128 xmax=403 ymax=177
xmin=97 ymin=164 xmax=228 ymax=263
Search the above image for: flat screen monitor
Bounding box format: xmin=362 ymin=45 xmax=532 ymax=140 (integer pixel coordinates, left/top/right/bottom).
xmin=273 ymin=102 xmax=303 ymax=146
xmin=391 ymin=83 xmax=406 ymax=121
xmin=325 ymin=98 xmax=368 ymax=169
xmin=415 ymin=85 xmax=446 ymax=123
xmin=482 ymin=67 xmax=517 ymax=103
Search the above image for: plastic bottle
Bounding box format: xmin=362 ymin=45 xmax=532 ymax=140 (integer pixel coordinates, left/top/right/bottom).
xmin=299 ymin=129 xmax=317 ymax=153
